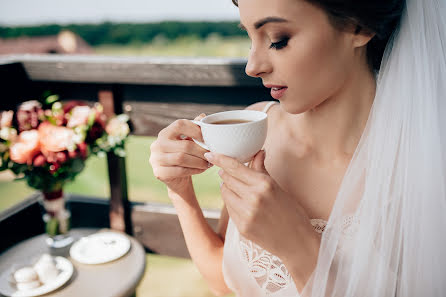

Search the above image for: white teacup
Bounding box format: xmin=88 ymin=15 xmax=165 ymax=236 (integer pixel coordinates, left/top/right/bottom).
xmin=191 ymin=110 xmax=268 ymax=163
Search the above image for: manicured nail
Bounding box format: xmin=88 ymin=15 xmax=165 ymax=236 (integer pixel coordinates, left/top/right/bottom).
xmin=204 ymin=152 xmax=214 ymax=161
xmin=218 ymin=169 xmax=223 ymax=176
xmin=207 ymin=162 xmax=213 ymax=168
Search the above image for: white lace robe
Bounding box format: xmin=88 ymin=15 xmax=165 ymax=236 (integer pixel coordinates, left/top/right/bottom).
xmin=222 ymin=216 xmax=362 ymax=297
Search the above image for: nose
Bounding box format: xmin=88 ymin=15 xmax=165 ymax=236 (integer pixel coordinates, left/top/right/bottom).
xmin=245 ymin=46 xmax=272 ymax=78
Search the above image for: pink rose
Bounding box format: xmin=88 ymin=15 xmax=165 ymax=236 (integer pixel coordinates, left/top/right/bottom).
xmin=38 ymin=122 xmax=75 ymax=155
xmin=67 ymin=106 xmax=91 ymax=128
xmin=9 ymin=130 xmax=40 ymax=164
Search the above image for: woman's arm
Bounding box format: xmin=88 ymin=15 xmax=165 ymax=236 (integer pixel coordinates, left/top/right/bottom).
xmin=168 ymin=178 xmax=232 ymax=296
xmin=280 ymin=225 xmax=321 ymax=292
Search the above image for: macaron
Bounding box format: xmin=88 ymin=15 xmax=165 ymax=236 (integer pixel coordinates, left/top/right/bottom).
xmin=13 ymin=267 xmax=38 ymax=283
xmin=16 ymin=280 xmax=41 ymax=291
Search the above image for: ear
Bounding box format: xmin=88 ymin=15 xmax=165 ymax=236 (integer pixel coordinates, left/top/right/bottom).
xmin=352 ymin=25 xmax=376 ymax=48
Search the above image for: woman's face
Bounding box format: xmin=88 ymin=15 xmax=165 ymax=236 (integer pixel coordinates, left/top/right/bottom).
xmin=238 ymin=0 xmax=361 ymax=114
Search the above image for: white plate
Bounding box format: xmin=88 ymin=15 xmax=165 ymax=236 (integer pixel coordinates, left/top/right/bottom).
xmin=5 ymin=257 xmax=74 ymax=297
xmin=69 ymin=232 xmax=131 ymax=265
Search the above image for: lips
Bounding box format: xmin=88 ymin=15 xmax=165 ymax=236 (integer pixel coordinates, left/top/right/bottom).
xmin=264 ymin=84 xmax=288 ymax=100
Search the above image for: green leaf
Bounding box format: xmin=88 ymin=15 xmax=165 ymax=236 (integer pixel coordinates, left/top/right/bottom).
xmin=87 ymin=110 xmax=96 ymax=127
xmin=45 ymin=94 xmax=59 ymax=105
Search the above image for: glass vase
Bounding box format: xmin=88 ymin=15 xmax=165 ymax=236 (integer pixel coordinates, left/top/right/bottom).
xmin=41 ymin=189 xmax=74 ymax=249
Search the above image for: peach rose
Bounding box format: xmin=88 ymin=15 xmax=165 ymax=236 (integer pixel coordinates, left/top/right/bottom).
xmin=67 ymin=106 xmax=91 ymax=128
xmin=38 ymin=122 xmax=75 ymax=154
xmin=9 ymin=130 xmax=40 ymax=164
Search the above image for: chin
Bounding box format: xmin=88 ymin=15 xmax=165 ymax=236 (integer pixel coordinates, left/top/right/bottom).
xmin=278 ymin=99 xmax=313 ymax=115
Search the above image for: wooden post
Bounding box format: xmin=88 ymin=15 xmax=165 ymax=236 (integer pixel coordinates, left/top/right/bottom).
xmin=98 ymin=86 xmax=133 ymax=235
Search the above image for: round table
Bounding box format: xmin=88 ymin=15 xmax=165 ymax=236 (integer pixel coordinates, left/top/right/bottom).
xmin=0 ymin=228 xmax=146 ymax=297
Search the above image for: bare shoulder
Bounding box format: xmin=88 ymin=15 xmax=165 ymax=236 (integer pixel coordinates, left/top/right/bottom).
xmin=245 ymin=101 xmax=280 ymax=122
xmin=245 ymin=101 xmax=273 ymax=112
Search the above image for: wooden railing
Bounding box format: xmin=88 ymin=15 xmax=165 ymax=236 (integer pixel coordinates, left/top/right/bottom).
xmin=0 ymin=54 xmax=270 ymax=257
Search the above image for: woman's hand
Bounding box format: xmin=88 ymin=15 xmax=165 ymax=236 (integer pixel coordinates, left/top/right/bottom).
xmin=149 ymin=114 xmax=212 ymax=194
xmin=204 ymin=150 xmax=318 ymax=260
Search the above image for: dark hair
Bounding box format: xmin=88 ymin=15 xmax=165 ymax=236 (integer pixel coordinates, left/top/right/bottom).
xmin=232 ymin=0 xmax=405 ymax=71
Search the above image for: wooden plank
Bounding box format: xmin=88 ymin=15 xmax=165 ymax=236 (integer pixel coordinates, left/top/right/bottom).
xmin=98 ymin=87 xmax=133 ymax=235
xmin=0 ymin=62 xmax=33 ymax=110
xmin=0 ymin=193 xmax=44 ymax=252
xmin=132 ymin=203 xmax=220 ymax=258
xmin=124 ymin=101 xmax=248 ymax=136
xmin=1 ymin=55 xmax=262 ymax=87
xmin=122 ymin=84 xmax=270 ymax=105
xmin=66 ymin=194 xmax=110 ymax=229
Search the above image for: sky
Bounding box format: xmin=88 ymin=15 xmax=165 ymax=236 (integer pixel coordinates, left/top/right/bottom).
xmin=0 ymin=0 xmax=240 ymax=26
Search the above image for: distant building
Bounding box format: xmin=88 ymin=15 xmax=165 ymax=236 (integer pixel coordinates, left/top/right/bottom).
xmin=0 ymin=31 xmax=93 ymax=55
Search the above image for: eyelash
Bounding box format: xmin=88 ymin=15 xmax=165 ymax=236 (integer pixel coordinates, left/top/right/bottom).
xmin=269 ymin=37 xmax=290 ymax=50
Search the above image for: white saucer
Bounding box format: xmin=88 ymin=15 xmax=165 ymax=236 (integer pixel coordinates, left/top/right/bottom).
xmin=5 ymin=257 xmax=74 ymax=297
xmin=69 ymin=232 xmax=131 ymax=265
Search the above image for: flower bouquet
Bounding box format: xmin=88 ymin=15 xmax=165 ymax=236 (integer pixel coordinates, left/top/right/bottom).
xmin=0 ymin=94 xmax=130 ymax=247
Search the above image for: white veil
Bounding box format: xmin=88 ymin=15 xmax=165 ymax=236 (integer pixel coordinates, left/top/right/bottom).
xmin=301 ymin=0 xmax=446 ymax=296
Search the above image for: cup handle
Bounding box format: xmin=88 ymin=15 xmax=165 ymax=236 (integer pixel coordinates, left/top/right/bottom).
xmin=190 ymin=120 xmax=210 ymax=151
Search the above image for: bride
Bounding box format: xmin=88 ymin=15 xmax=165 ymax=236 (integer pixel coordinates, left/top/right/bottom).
xmin=149 ymin=0 xmax=446 ymax=296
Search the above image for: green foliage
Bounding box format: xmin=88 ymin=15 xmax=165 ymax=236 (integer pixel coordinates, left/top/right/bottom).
xmin=10 ymin=157 xmax=86 ymax=193
xmin=0 ymin=21 xmax=246 ymax=46
xmin=94 ymin=36 xmax=250 ymax=58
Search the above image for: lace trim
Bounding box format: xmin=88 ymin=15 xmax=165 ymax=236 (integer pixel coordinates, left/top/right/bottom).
xmin=239 ymin=237 xmax=291 ymax=295
xmin=238 ymin=215 xmax=358 ymax=295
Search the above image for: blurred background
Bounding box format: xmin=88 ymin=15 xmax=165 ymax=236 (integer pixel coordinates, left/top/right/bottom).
xmin=0 ymin=1 xmax=250 ymax=296
xmin=0 ymin=0 xmax=249 ymax=57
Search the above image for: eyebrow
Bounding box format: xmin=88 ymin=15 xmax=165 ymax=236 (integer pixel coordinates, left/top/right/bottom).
xmin=238 ymin=16 xmax=289 ymax=31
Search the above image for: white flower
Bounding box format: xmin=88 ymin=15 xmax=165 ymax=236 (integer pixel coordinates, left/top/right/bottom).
xmin=67 ymin=106 xmax=91 ymax=128
xmin=0 ymin=111 xmax=14 ymax=128
xmin=105 ymin=116 xmax=130 ymax=139
xmin=0 ymin=127 xmax=18 ymax=142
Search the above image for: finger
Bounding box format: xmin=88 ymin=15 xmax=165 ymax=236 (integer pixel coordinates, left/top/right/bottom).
xmin=156 ymin=152 xmax=211 ymax=170
xmin=180 ymin=112 xmax=205 ymax=141
xmin=157 ymin=139 xmax=209 ymax=159
xmin=250 ymin=150 xmax=268 ymax=174
xmin=205 ymin=152 xmax=256 ymax=185
xmin=220 ymin=183 xmax=244 ymax=224
xmin=161 ymin=119 xmax=204 ymax=142
xmin=194 ymin=113 xmax=206 ymax=121
xmin=218 ymin=169 xmax=250 ymax=196
xmin=156 ymin=166 xmax=206 ymax=180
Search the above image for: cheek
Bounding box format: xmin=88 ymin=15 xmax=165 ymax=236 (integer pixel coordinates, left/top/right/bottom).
xmin=279 ymin=32 xmax=351 ymax=112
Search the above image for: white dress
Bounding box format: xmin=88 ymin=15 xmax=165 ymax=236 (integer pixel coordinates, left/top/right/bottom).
xmin=222 ymin=101 xmax=328 ymax=297
xmin=222 ymin=217 xmax=328 ymax=297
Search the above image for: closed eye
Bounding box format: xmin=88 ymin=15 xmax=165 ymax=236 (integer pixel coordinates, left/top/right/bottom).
xmin=269 ymin=37 xmax=289 ymax=50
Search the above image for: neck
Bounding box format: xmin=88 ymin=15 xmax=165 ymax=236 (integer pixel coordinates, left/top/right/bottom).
xmin=287 ymin=63 xmax=376 ymax=165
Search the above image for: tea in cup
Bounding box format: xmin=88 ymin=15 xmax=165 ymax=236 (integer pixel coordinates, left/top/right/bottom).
xmin=191 ymin=110 xmax=267 ymax=163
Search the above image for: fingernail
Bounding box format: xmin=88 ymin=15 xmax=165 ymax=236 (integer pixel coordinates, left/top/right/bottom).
xmin=204 ymin=152 xmax=214 ymax=161
xmin=218 ymin=169 xmax=223 ymax=176
xmin=220 ymin=181 xmax=224 ymax=187
xmin=207 ymin=162 xmax=213 ymax=168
